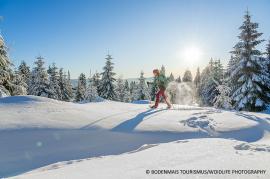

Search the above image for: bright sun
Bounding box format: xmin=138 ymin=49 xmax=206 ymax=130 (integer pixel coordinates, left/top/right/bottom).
xmin=182 ymin=46 xmax=203 ymax=63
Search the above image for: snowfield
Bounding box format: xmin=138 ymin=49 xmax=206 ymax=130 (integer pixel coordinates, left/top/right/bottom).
xmin=0 ymin=96 xmax=269 ymax=178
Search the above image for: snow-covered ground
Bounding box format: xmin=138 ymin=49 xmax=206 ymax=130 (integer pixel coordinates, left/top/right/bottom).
xmin=0 ymin=96 xmax=269 ymax=178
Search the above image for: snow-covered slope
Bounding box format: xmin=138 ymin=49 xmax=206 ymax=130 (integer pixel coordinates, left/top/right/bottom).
xmin=9 ymin=139 xmax=270 ymax=179
xmin=0 ymin=96 xmax=269 ymax=178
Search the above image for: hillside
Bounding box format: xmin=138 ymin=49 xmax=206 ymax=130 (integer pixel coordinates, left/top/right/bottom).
xmin=0 ymin=96 xmax=269 ymax=178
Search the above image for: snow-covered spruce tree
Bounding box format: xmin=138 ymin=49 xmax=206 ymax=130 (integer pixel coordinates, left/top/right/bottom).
xmin=199 ymin=59 xmax=224 ymax=106
xmin=129 ymin=81 xmax=137 ymax=101
xmin=213 ymin=84 xmax=232 ymax=109
xmin=194 ymin=67 xmax=201 ymax=88
xmin=29 ymin=56 xmax=51 ymax=97
xmin=175 ymin=76 xmax=181 ymax=83
xmin=92 ymin=72 xmax=100 ymax=86
xmin=124 ymin=80 xmax=131 ymax=102
xmin=266 ymin=40 xmax=270 ymax=59
xmin=12 ymin=69 xmax=27 ymax=95
xmin=59 ymin=68 xmax=73 ymax=101
xmin=75 ymin=73 xmax=87 ymax=102
xmin=229 ymin=11 xmax=269 ymax=111
xmin=182 ymin=70 xmax=193 ymax=82
xmin=115 ymin=77 xmax=130 ymax=102
xmin=264 ymin=40 xmax=270 ymax=78
xmin=48 ymin=63 xmax=62 ymax=100
xmin=18 ymin=61 xmax=31 ymax=92
xmin=124 ymin=80 xmax=130 ymax=92
xmin=134 ymin=71 xmax=150 ymax=100
xmin=226 ymin=44 xmax=242 ymax=93
xmin=168 ymin=73 xmax=175 ymax=82
xmin=160 ymin=65 xmax=166 ymax=76
xmin=85 ymin=74 xmax=98 ymax=102
xmin=0 ymin=35 xmax=13 ymax=97
xmin=98 ymin=55 xmax=116 ymax=100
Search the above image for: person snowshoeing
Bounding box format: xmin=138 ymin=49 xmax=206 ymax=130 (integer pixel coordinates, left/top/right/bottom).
xmin=151 ymin=69 xmax=172 ymax=109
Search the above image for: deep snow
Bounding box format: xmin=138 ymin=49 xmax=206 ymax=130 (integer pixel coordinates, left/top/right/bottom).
xmin=0 ymin=96 xmax=269 ymax=178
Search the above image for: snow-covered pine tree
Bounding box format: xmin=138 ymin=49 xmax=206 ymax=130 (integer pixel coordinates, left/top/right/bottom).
xmin=124 ymin=80 xmax=130 ymax=92
xmin=264 ymin=40 xmax=270 ymax=79
xmin=115 ymin=77 xmax=130 ymax=102
xmin=124 ymin=80 xmax=131 ymax=102
xmin=199 ymin=59 xmax=224 ymax=106
xmin=48 ymin=63 xmax=62 ymax=100
xmin=98 ymin=55 xmax=116 ymax=100
xmin=168 ymin=73 xmax=175 ymax=82
xmin=182 ymin=70 xmax=193 ymax=82
xmin=213 ymin=84 xmax=232 ymax=109
xmin=29 ymin=56 xmax=51 ymax=97
xmin=134 ymin=71 xmax=150 ymax=100
xmin=266 ymin=40 xmax=270 ymax=59
xmin=194 ymin=67 xmax=201 ymax=88
xmin=92 ymin=72 xmax=101 ymax=95
xmin=129 ymin=81 xmax=137 ymax=101
xmin=175 ymin=76 xmax=181 ymax=83
xmin=85 ymin=74 xmax=98 ymax=102
xmin=75 ymin=73 xmax=87 ymax=102
xmin=67 ymin=71 xmax=74 ymax=99
xmin=226 ymin=44 xmax=242 ymax=93
xmin=229 ymin=11 xmax=269 ymax=111
xmin=12 ymin=69 xmax=27 ymax=95
xmin=59 ymin=68 xmax=73 ymax=101
xmin=18 ymin=61 xmax=31 ymax=92
xmin=160 ymin=65 xmax=166 ymax=76
xmin=0 ymin=35 xmax=13 ymax=97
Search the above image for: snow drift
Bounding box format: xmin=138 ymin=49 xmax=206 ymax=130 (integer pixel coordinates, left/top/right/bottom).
xmin=0 ymin=96 xmax=269 ymax=178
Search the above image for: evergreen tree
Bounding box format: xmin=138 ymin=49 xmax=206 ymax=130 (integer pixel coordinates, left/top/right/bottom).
xmin=12 ymin=69 xmax=27 ymax=95
xmin=182 ymin=70 xmax=193 ymax=82
xmin=85 ymin=74 xmax=98 ymax=102
xmin=75 ymin=73 xmax=87 ymax=102
xmin=0 ymin=35 xmax=13 ymax=96
xmin=229 ymin=11 xmax=269 ymax=111
xmin=168 ymin=73 xmax=175 ymax=82
xmin=48 ymin=63 xmax=62 ymax=100
xmin=115 ymin=77 xmax=130 ymax=102
xmin=134 ymin=71 xmax=150 ymax=100
xmin=160 ymin=65 xmax=166 ymax=76
xmin=264 ymin=40 xmax=270 ymax=79
xmin=29 ymin=56 xmax=51 ymax=97
xmin=199 ymin=59 xmax=224 ymax=106
xmin=92 ymin=72 xmax=101 ymax=95
xmin=194 ymin=67 xmax=201 ymax=88
xmin=129 ymin=81 xmax=137 ymax=101
xmin=124 ymin=80 xmax=131 ymax=102
xmin=124 ymin=80 xmax=130 ymax=92
xmin=213 ymin=84 xmax=232 ymax=109
xmin=98 ymin=55 xmax=116 ymax=100
xmin=18 ymin=61 xmax=31 ymax=92
xmin=175 ymin=76 xmax=181 ymax=83
xmin=266 ymin=40 xmax=270 ymax=59
xmin=59 ymin=68 xmax=73 ymax=101
xmin=226 ymin=44 xmax=242 ymax=94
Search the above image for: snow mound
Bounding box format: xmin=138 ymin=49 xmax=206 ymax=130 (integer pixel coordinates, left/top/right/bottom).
xmin=0 ymin=95 xmax=63 ymax=105
xmin=9 ymin=138 xmax=270 ymax=179
xmin=1 ymin=96 xmax=270 ymax=178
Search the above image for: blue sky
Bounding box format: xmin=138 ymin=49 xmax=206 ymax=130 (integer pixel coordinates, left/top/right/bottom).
xmin=0 ymin=0 xmax=270 ymax=78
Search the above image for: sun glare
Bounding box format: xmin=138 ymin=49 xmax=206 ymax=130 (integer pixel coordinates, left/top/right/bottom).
xmin=179 ymin=46 xmax=203 ymax=66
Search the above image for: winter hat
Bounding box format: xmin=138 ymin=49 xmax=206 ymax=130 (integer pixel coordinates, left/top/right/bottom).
xmin=153 ymin=69 xmax=160 ymax=75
